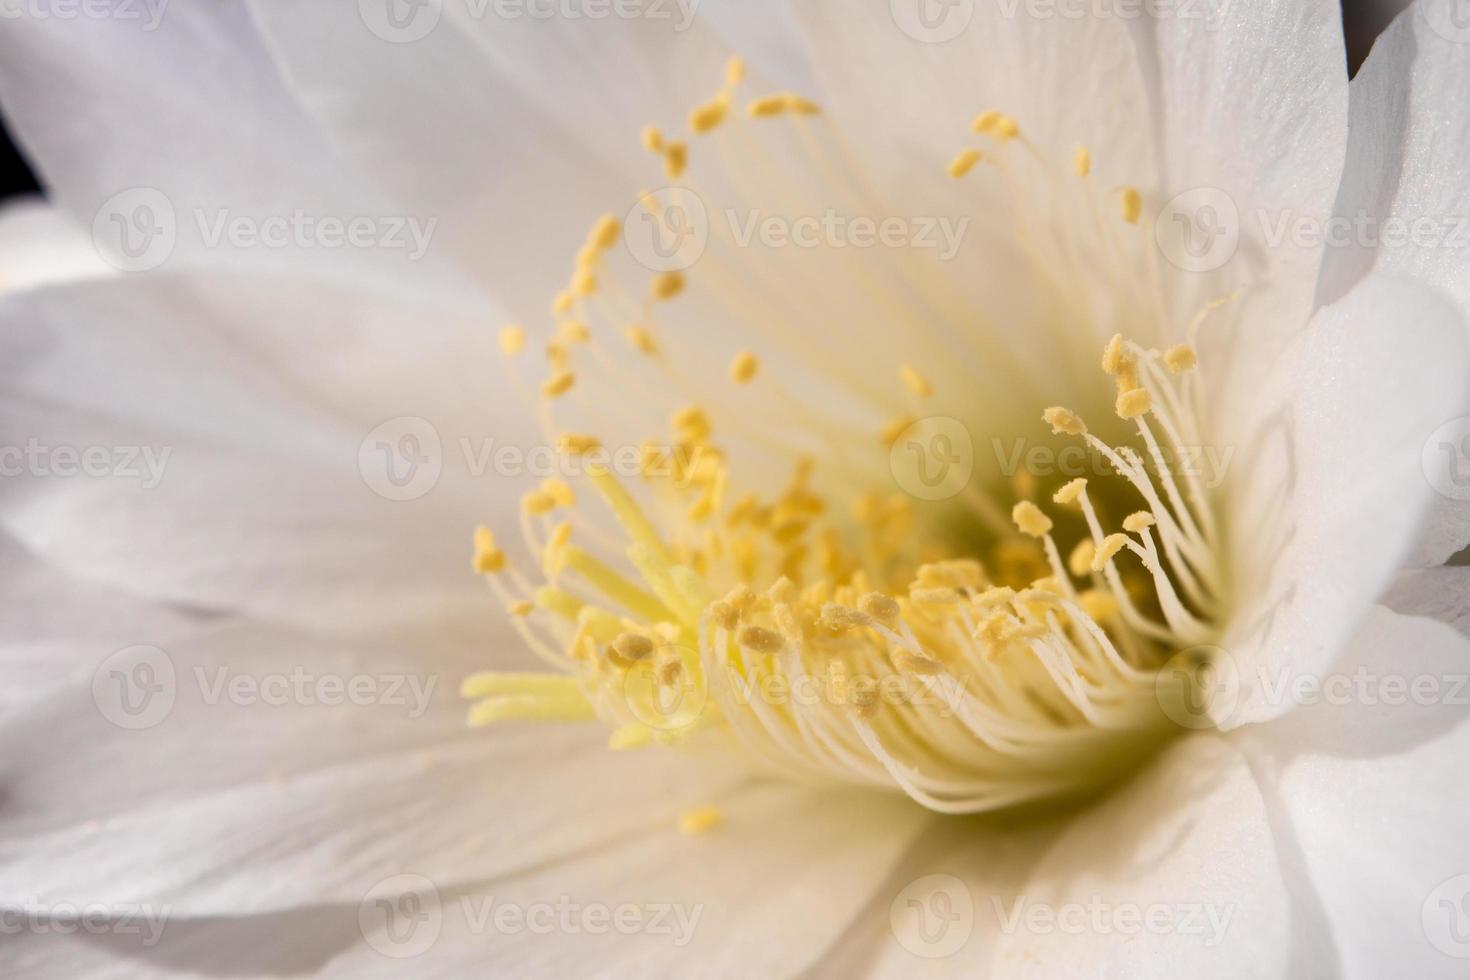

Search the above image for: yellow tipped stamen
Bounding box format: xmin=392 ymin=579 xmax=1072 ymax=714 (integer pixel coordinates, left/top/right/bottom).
xmin=609 ymin=724 xmax=655 ymax=750
xmin=522 ymin=491 xmax=555 ymax=517
xmin=1012 ymin=501 xmax=1053 ymax=538
xmin=1074 ymin=146 xmax=1092 ymax=177
xmin=664 ymin=141 xmax=688 ymax=178
xmin=739 ymin=625 xmax=785 ymax=653
xmin=948 ymin=148 xmax=983 ymax=179
xmin=611 ymin=631 xmax=655 ymax=665
xmin=625 ymin=325 xmax=660 ymax=357
xmin=557 ymin=433 xmax=602 ymax=456
xmin=690 ymin=101 xmax=728 ymax=134
xmin=468 ymin=692 xmax=595 ymax=727
xmin=642 ymin=124 xmax=664 ymax=153
xmin=652 ymin=271 xmax=686 ymax=301
xmin=542 ymin=478 xmax=575 ymax=508
xmin=1091 ymin=533 xmax=1129 ymax=572
xmin=499 ymin=325 xmax=526 ymax=356
xmin=1116 ymin=387 xmax=1152 ymax=419
xmin=1165 ymin=344 xmax=1198 ymax=374
xmin=1043 ymin=406 xmax=1087 ymax=436
xmin=541 ymin=371 xmax=576 ymax=399
xmin=748 ymin=94 xmax=788 ymax=117
xmin=1121 ymin=187 xmax=1143 ymax=225
xmin=900 ymin=364 xmax=933 ymax=398
xmin=552 ymin=291 xmax=574 ymax=316
xmin=473 ymin=525 xmax=507 ymax=574
xmin=1068 ymin=539 xmax=1096 ymax=578
xmin=724 ymin=56 xmax=745 ymax=87
xmin=729 ymin=350 xmax=759 ymax=384
xmin=1123 ymin=512 xmax=1157 ymax=533
xmin=1053 ymin=477 xmax=1087 ymax=505
xmin=678 ymin=805 xmax=725 ymax=836
xmin=460 ymin=672 xmax=582 ymax=700
xmin=972 ymin=109 xmax=1000 ymax=134
xmin=880 ymin=415 xmax=915 ymax=446
xmin=1101 ymin=333 xmax=1124 ymax=375
xmin=590 ymin=214 xmax=621 ymax=251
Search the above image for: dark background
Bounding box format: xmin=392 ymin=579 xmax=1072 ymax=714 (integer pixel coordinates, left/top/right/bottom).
xmin=0 ymin=0 xmax=1410 ymax=204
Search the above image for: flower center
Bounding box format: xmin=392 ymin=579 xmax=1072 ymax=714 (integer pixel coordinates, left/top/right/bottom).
xmin=461 ymin=57 xmax=1229 ymax=815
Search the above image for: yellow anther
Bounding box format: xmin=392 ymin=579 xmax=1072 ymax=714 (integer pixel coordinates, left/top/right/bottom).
xmin=690 ymin=101 xmax=728 ymax=134
xmin=1123 ymin=511 xmax=1157 ymax=533
xmin=557 ymin=433 xmax=601 ymax=455
xmin=522 ymin=491 xmax=555 ymax=516
xmin=1121 ymin=187 xmax=1143 ymax=224
xmin=611 ymin=632 xmax=655 ymax=665
xmin=507 ymin=600 xmax=533 ymax=617
xmin=1068 ymin=539 xmax=1096 ymax=578
xmin=859 ymin=592 xmax=900 ymax=625
xmin=552 ymin=291 xmax=574 ymax=316
xmin=738 ymin=625 xmax=785 ymax=653
xmin=948 ymin=148 xmax=983 ymax=179
xmin=1116 ymin=387 xmax=1152 ymax=419
xmin=1101 ymin=333 xmax=1124 ymax=375
xmin=820 ymin=603 xmax=872 ymax=630
xmin=642 ymin=124 xmax=664 ymax=153
xmin=748 ymin=94 xmax=788 ymax=117
xmin=880 ymin=415 xmax=915 ymax=446
xmin=624 ymin=325 xmax=660 ymax=357
xmin=1165 ymin=344 xmax=1198 ymax=374
xmin=729 ymin=350 xmax=759 ymax=384
xmin=710 ymin=601 xmax=739 ymax=631
xmin=786 ymin=94 xmax=821 ymax=115
xmin=678 ymin=805 xmax=725 ymax=836
xmin=673 ymin=405 xmax=711 ymax=442
xmin=1078 ymin=588 xmax=1119 ymax=622
xmin=541 ymin=371 xmax=576 ymax=399
xmin=557 ymin=320 xmax=590 ymax=345
xmin=571 ymin=268 xmax=597 ymax=297
xmin=541 ymin=478 xmax=575 ymax=508
xmin=972 ymin=109 xmax=1002 ymax=134
xmin=499 ymin=325 xmax=526 ymax=356
xmin=1074 ymin=146 xmax=1092 ymax=177
xmin=1012 ymin=500 xmax=1053 ymax=538
xmin=652 ymin=271 xmax=686 ymax=301
xmin=664 ymin=141 xmax=688 ymax=178
xmin=473 ymin=526 xmax=507 ymax=574
xmin=911 ymin=587 xmax=961 ymax=605
xmin=1043 ymin=406 xmax=1087 ymax=436
xmin=900 ymin=364 xmax=933 ymax=398
xmin=973 ymin=110 xmax=1018 ymax=141
xmin=590 ymin=214 xmax=621 ymax=250
xmin=895 ymin=651 xmax=944 ymax=675
xmin=1091 ymin=533 xmax=1129 ymax=571
xmin=725 ymin=55 xmax=745 ymax=87
xmin=975 ymin=586 xmax=1017 ymax=608
xmin=1053 ymin=477 xmax=1088 ymax=505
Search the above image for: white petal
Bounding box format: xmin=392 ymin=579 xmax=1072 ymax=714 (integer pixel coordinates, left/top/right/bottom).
xmin=0 ymin=1 xmax=469 ymax=299
xmin=0 ymin=198 xmax=112 ymax=294
xmin=324 ymin=781 xmax=930 ymax=978
xmin=987 ymin=736 xmax=1296 ymax=977
xmin=1319 ymin=3 xmax=1470 ymax=564
xmin=1234 ymin=606 xmax=1470 ymax=978
xmin=1217 ymin=274 xmax=1470 ymax=726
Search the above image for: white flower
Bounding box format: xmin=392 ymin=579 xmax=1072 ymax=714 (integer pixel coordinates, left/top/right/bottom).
xmin=1 ymin=1 xmax=1469 ymax=976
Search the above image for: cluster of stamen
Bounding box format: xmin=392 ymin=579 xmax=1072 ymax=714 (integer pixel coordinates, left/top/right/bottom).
xmin=462 ymin=60 xmax=1225 ymax=814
